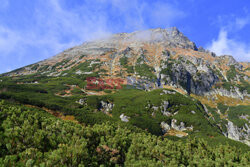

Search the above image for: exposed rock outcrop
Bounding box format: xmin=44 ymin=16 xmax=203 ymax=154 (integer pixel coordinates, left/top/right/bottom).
xmin=120 ymin=114 xmax=130 ymax=122
xmin=100 ymin=101 xmax=114 ymax=114
xmin=161 ymin=119 xmax=193 ymax=137
xmin=206 ymin=87 xmax=249 ymax=100
xmin=225 ymin=121 xmax=250 ymax=146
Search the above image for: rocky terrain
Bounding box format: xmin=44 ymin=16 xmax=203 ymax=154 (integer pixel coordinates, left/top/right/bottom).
xmin=1 ymin=27 xmax=249 ymax=146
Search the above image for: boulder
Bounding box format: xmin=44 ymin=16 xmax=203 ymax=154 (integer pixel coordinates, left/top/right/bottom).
xmin=120 ymin=114 xmax=130 ymax=122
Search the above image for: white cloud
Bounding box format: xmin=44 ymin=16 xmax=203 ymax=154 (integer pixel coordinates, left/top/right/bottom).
xmin=214 ymin=15 xmax=250 ymax=32
xmin=0 ymin=0 xmax=184 ymax=56
xmin=207 ymin=29 xmax=250 ymax=62
xmin=0 ymin=0 xmax=113 ymax=61
xmin=0 ymin=0 xmax=185 ymax=73
xmin=235 ymin=17 xmax=250 ymax=30
xmin=207 ymin=14 xmax=250 ymax=62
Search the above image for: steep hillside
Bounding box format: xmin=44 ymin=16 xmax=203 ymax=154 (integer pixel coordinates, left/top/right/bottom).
xmin=0 ymin=27 xmax=249 ymax=146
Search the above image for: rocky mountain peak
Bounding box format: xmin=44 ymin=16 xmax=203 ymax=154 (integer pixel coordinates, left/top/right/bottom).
xmin=86 ymin=27 xmax=197 ymax=50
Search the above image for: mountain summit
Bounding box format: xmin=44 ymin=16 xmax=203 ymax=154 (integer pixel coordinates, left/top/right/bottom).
xmin=92 ymin=27 xmax=197 ymax=50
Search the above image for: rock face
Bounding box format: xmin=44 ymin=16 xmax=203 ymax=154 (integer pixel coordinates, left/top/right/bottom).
xmin=76 ymin=98 xmax=87 ymax=105
xmin=161 ymin=122 xmax=171 ymax=133
xmin=205 ymin=87 xmax=247 ymax=100
xmin=120 ymin=114 xmax=130 ymax=122
xmin=171 ymin=119 xmax=193 ymax=131
xmin=159 ymin=55 xmax=220 ymax=95
xmin=226 ymin=121 xmax=250 ymax=146
xmin=161 ymin=119 xmax=193 ymax=137
xmin=217 ymin=55 xmax=243 ymax=70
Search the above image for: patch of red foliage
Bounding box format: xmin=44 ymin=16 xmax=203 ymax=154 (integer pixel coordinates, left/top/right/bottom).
xmin=86 ymin=77 xmax=125 ymax=90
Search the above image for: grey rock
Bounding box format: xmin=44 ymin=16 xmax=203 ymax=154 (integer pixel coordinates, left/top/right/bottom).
xmin=100 ymin=101 xmax=114 ymax=114
xmin=206 ymin=87 xmax=249 ymax=99
xmin=120 ymin=114 xmax=130 ymax=122
xmin=198 ymin=46 xmax=206 ymax=52
xmin=217 ymin=55 xmax=243 ymax=70
xmin=162 ymin=90 xmax=176 ymax=94
xmin=161 ymin=119 xmax=193 ymax=134
xmin=161 ymin=122 xmax=171 ymax=133
xmin=76 ymin=98 xmax=87 ymax=105
xmin=171 ymin=119 xmax=193 ymax=131
xmin=226 ymin=121 xmax=250 ymax=146
xmin=152 ymin=106 xmax=159 ymax=111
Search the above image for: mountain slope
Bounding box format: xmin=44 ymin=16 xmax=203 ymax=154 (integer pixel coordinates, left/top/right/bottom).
xmin=0 ymin=27 xmax=249 ymax=146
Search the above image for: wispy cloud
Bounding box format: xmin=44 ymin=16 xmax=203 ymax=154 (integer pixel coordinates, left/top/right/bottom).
xmin=207 ymin=29 xmax=250 ymax=62
xmin=213 ymin=14 xmax=250 ymax=32
xmin=0 ymin=0 xmax=185 ymax=73
xmin=207 ymin=15 xmax=250 ymax=62
xmin=235 ymin=17 xmax=250 ymax=30
xmin=98 ymin=0 xmax=185 ymax=31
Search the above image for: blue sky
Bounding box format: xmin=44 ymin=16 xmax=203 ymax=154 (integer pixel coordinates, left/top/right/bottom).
xmin=0 ymin=0 xmax=250 ymax=74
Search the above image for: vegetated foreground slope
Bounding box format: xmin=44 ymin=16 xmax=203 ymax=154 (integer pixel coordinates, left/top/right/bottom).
xmin=0 ymin=75 xmax=249 ymax=150
xmin=0 ymin=27 xmax=249 ymax=163
xmin=0 ymin=101 xmax=249 ymax=166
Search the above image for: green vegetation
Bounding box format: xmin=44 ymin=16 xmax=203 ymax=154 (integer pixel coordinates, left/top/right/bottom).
xmin=135 ymin=56 xmax=156 ymax=79
xmin=227 ymin=105 xmax=250 ymax=127
xmin=38 ymin=65 xmax=49 ymax=72
xmin=104 ymin=89 xmax=112 ymax=93
xmin=162 ymin=50 xmax=170 ymax=56
xmin=135 ymin=63 xmax=155 ymax=79
xmin=160 ymin=59 xmax=175 ymax=78
xmin=0 ymin=68 xmax=249 ymax=166
xmin=119 ymin=56 xmax=134 ymax=74
xmin=237 ymin=79 xmax=250 ymax=94
xmin=31 ymin=64 xmax=40 ymax=71
xmin=0 ymin=101 xmax=249 ymax=166
xmin=126 ymin=65 xmax=134 ymax=74
xmin=0 ymin=75 xmax=248 ymax=148
xmin=119 ymin=56 xmax=128 ymax=66
xmin=79 ymin=54 xmax=86 ymax=59
xmin=51 ymin=59 xmax=71 ymax=70
xmin=61 ymin=60 xmax=101 ymax=79
xmin=222 ymin=82 xmax=232 ymax=91
xmin=226 ymin=65 xmax=237 ymax=81
xmin=206 ymin=104 xmax=250 ymax=132
xmin=218 ymin=103 xmax=228 ymax=114
xmin=244 ymin=67 xmax=250 ymax=72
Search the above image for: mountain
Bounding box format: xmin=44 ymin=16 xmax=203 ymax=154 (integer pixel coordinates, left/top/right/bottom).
xmin=4 ymin=27 xmax=249 ymax=97
xmin=0 ymin=28 xmax=249 ymax=165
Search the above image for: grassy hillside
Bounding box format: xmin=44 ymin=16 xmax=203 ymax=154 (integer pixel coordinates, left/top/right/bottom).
xmin=0 ymin=101 xmax=249 ymax=166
